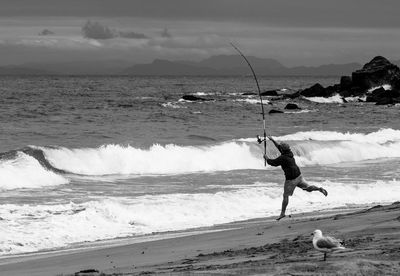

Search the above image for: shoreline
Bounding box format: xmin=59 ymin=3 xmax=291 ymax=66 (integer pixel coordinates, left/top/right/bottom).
xmin=0 ymin=204 xmax=365 ymax=261
xmin=1 ymin=202 xmax=399 ymax=275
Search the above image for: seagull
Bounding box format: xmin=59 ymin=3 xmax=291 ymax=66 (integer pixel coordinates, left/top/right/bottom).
xmin=312 ymin=229 xmax=346 ymax=261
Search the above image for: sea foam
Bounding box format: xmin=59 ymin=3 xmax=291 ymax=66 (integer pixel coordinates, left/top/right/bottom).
xmin=0 ymin=152 xmax=69 ymax=190
xmin=40 ymin=129 xmax=400 ymax=176
xmin=0 ymin=178 xmax=399 ymax=255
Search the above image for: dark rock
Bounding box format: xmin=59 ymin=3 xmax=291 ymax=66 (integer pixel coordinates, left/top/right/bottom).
xmin=371 ymin=87 xmax=386 ymax=96
xmin=293 ymin=56 xmax=399 ymax=104
xmin=394 ymin=78 xmax=400 ymax=90
xmin=269 ymin=109 xmax=284 ymax=114
xmin=260 ymin=90 xmax=279 ymax=96
xmin=340 ymin=76 xmax=353 ymax=90
xmin=339 ymin=90 xmax=351 ymax=98
xmin=182 ymin=95 xmax=211 ymax=101
xmin=242 ymin=92 xmax=256 ymax=96
xmin=74 ymin=269 xmax=100 ymax=276
xmin=375 ymin=97 xmax=394 ymax=105
xmin=365 ymin=96 xmax=375 ymax=102
xmin=284 ymin=103 xmax=301 ymax=110
xmin=286 ymin=91 xmax=301 ymax=99
xmin=366 ymin=87 xmax=386 ymax=102
xmin=325 ymin=84 xmax=341 ymax=96
xmin=299 ymin=83 xmax=327 ymax=97
xmin=366 ymin=87 xmax=400 ymax=102
xmin=118 ymin=103 xmax=133 ymax=108
xmin=352 ymin=56 xmax=400 ymax=89
xmin=349 ymin=86 xmax=366 ymax=96
xmin=387 ymin=89 xmax=400 ymax=98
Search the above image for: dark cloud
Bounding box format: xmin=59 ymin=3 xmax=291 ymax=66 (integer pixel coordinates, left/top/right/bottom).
xmin=82 ymin=20 xmax=148 ymax=40
xmin=38 ymin=29 xmax=54 ymax=36
xmin=82 ymin=20 xmax=116 ymax=39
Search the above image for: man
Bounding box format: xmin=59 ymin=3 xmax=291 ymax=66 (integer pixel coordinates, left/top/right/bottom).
xmin=264 ymin=136 xmax=328 ymax=221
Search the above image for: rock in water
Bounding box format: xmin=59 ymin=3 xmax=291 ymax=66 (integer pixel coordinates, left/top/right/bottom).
xmin=260 ymin=90 xmax=279 ymax=96
xmin=300 ymin=83 xmax=327 ymax=97
xmin=269 ymin=109 xmax=284 ymax=114
xmin=182 ymin=95 xmax=211 ymax=101
xmin=340 ymin=76 xmax=353 ymax=90
xmin=366 ymin=87 xmax=386 ymax=102
xmin=284 ymin=103 xmax=300 ymax=110
xmin=352 ymin=56 xmax=400 ymax=89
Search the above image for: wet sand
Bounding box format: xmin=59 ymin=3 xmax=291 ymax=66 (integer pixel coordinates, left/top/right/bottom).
xmin=1 ymin=203 xmax=399 ymax=276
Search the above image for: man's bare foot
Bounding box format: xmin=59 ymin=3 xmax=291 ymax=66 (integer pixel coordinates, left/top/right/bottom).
xmin=276 ymin=214 xmax=286 ymax=221
xmin=320 ymin=188 xmax=328 ymax=196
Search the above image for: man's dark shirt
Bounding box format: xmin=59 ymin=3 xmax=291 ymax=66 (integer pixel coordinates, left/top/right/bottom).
xmin=267 ymin=151 xmax=301 ymax=180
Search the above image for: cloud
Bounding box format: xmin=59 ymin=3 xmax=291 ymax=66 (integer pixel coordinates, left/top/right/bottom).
xmin=38 ymin=29 xmax=55 ymax=36
xmin=82 ymin=20 xmax=116 ymax=39
xmin=81 ymin=20 xmax=149 ymax=40
xmin=147 ymin=34 xmax=227 ymax=50
xmin=1 ymin=16 xmax=400 ymax=67
xmin=119 ymin=31 xmax=147 ymax=39
xmin=2 ymin=1 xmax=400 ymax=29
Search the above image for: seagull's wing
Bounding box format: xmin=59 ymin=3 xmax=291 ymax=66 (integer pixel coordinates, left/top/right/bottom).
xmin=316 ymin=237 xmax=340 ymax=249
xmin=326 ymin=236 xmax=343 ymax=247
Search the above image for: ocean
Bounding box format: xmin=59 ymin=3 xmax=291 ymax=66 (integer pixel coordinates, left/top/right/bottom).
xmin=0 ymin=75 xmax=399 ymax=256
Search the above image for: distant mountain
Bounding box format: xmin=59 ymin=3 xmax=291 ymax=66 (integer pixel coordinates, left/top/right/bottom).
xmin=197 ymin=55 xmax=285 ymax=71
xmin=124 ymin=55 xmax=286 ymax=76
xmin=22 ymin=60 xmax=133 ymax=75
xmin=284 ymin=63 xmax=361 ymax=76
xmin=5 ymin=55 xmax=398 ymax=76
xmin=124 ymin=55 xmax=362 ymax=76
xmin=124 ymin=59 xmax=218 ymax=76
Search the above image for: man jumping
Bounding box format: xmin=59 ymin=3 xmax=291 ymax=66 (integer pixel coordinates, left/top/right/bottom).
xmin=264 ymin=136 xmax=328 ymax=221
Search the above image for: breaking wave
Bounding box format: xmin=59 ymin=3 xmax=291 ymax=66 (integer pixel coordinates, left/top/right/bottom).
xmin=34 ymin=128 xmax=400 ymax=175
xmin=0 ymin=152 xmax=69 ymax=191
xmin=304 ymin=94 xmax=366 ymax=103
xmin=1 ymin=129 xmax=400 ymax=182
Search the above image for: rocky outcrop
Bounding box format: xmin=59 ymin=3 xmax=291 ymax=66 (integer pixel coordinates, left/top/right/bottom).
xmin=366 ymin=87 xmax=386 ymax=102
xmin=352 ymin=56 xmax=400 ymax=90
xmin=291 ymin=56 xmax=400 ymax=104
xmin=366 ymin=87 xmax=400 ymax=105
xmin=299 ymin=83 xmax=327 ymax=97
xmin=340 ymin=76 xmax=353 ymax=90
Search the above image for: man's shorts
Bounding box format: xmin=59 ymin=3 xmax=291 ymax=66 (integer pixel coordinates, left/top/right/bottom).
xmin=284 ymin=175 xmax=311 ymax=196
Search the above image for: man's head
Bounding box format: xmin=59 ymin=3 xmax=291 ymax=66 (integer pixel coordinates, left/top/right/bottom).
xmin=279 ymin=143 xmax=291 ymax=153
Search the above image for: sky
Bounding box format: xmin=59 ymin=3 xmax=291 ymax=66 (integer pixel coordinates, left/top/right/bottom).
xmin=1 ymin=0 xmax=400 ymax=66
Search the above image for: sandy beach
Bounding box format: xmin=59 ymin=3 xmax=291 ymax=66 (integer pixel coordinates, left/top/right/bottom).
xmin=0 ymin=202 xmax=399 ymax=276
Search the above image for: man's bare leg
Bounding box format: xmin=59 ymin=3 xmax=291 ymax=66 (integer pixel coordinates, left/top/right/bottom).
xmin=277 ymin=195 xmax=289 ymax=221
xmin=305 ymin=185 xmax=328 ymax=196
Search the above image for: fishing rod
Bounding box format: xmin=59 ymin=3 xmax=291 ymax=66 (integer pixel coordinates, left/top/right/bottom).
xmin=230 ymin=43 xmax=267 ymax=166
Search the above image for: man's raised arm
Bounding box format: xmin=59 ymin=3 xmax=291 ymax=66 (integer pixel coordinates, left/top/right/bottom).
xmin=268 ymin=136 xmax=282 ymax=153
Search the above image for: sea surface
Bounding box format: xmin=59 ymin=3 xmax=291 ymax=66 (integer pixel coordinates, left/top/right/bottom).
xmin=0 ymin=75 xmax=399 ymax=256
